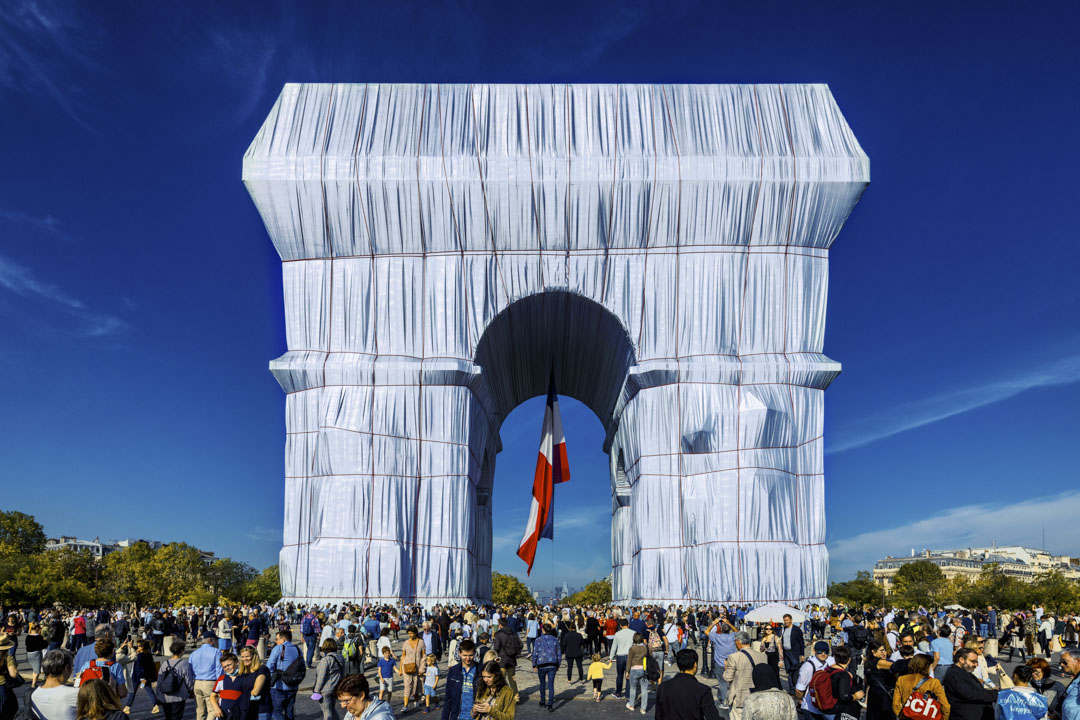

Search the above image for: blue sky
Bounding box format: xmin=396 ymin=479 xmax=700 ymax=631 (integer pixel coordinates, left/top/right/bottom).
xmin=2 ymin=1 xmax=1078 ymax=590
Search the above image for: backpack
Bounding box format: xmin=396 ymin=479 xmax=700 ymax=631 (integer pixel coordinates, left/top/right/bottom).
xmin=342 ymin=637 xmax=358 ymax=661
xmin=81 ymin=660 xmax=116 ymax=689
xmin=301 ymin=615 xmax=315 ymax=635
xmin=849 ymin=625 xmax=869 ymax=649
xmin=900 ymin=677 xmax=943 ymax=720
xmin=648 ymin=629 xmax=664 ymax=651
xmin=157 ymin=660 xmax=182 ymax=695
xmin=808 ymin=666 xmax=842 ymax=712
xmin=280 ymin=653 xmax=307 ymax=687
xmin=500 ymin=629 xmax=522 ymax=658
xmin=644 ymin=654 xmax=661 ymax=682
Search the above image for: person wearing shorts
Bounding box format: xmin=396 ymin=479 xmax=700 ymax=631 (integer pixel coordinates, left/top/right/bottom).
xmin=422 ymin=655 xmax=439 ymax=713
xmin=377 ymin=647 xmax=396 ymax=702
xmin=587 ymin=653 xmax=612 ymax=702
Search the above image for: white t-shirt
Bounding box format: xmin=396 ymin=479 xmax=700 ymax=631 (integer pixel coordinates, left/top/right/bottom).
xmin=30 ymin=685 xmax=80 ymax=720
xmin=664 ymin=623 xmax=679 ymax=643
xmin=795 ymin=656 xmax=836 ymax=714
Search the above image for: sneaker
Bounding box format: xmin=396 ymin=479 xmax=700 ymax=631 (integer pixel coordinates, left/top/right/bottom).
xmin=641 ymin=711 xmax=647 ymax=716
xmin=547 ymin=706 xmax=554 ymax=713
xmin=122 ymin=709 xmax=131 ymax=716
xmin=627 ymin=703 xmax=634 ymax=710
xmin=151 ymin=706 xmax=161 ymax=715
xmin=540 ymin=700 xmax=546 ymax=707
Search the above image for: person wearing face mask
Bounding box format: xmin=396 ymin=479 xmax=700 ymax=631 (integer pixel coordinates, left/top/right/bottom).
xmin=209 ymin=653 xmax=248 ymax=720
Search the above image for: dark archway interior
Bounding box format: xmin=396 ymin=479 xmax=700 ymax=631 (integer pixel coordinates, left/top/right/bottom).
xmin=474 ymin=291 xmax=637 ymax=437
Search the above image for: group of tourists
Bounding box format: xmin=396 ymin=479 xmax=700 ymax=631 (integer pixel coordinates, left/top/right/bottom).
xmin=0 ymin=602 xmax=1079 ymax=720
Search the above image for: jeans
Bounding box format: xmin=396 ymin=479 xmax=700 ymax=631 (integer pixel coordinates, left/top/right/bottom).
xmin=979 ymin=623 xmax=989 ymax=639
xmin=47 ymin=641 xmax=61 ymax=652
xmin=537 ymin=666 xmax=557 ymax=706
xmin=614 ymin=655 xmax=628 ymax=696
xmin=319 ymin=695 xmax=340 ymax=720
xmin=271 ymin=688 xmax=298 ymax=720
xmin=124 ymin=684 xmax=158 ymax=710
xmin=527 ymin=637 xmax=536 ymax=655
xmin=627 ymin=667 xmax=649 ymax=710
xmin=303 ymin=634 xmax=319 ymax=667
xmin=714 ymin=666 xmax=730 ymax=706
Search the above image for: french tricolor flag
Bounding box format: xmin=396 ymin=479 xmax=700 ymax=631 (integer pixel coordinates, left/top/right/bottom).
xmin=516 ymin=374 xmax=571 ymax=574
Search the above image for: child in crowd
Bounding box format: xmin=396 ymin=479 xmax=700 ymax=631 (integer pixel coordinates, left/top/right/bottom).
xmin=422 ymin=654 xmax=439 ymax=713
xmin=587 ymin=652 xmax=612 ymax=702
xmin=378 ymin=646 xmax=397 ymax=702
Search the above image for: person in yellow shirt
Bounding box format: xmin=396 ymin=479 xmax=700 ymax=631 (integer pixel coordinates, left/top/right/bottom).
xmin=587 ymin=653 xmax=613 ymax=702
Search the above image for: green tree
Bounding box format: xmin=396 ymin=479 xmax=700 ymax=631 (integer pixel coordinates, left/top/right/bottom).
xmin=101 ymin=542 xmax=156 ymax=607
xmin=567 ymin=579 xmax=612 ymax=606
xmin=206 ymin=558 xmax=257 ymax=600
xmin=0 ymin=510 xmax=47 ymax=555
xmin=2 ymin=547 xmax=97 ymax=606
xmin=244 ymin=565 xmax=281 ymax=604
xmin=144 ymin=543 xmax=208 ymax=605
xmin=492 ymin=572 xmax=535 ymax=605
xmin=827 ymin=571 xmax=882 ymax=606
xmin=892 ymin=560 xmax=945 ymax=608
xmin=1031 ymin=570 xmax=1080 ymax=612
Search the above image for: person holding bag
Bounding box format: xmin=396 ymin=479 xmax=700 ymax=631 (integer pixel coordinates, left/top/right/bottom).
xmin=399 ymin=626 xmax=427 ymax=712
xmin=893 ymin=654 xmax=951 ymax=720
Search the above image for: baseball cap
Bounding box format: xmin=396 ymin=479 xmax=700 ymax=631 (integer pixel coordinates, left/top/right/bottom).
xmin=814 ymin=641 xmax=830 ymax=653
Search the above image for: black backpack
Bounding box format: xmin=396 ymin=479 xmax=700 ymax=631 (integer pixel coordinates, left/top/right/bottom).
xmin=157 ymin=661 xmax=182 ymax=695
xmin=280 ymin=654 xmax=307 ymax=687
xmin=500 ymin=629 xmax=523 ymax=658
xmin=850 ymin=625 xmax=869 ymax=649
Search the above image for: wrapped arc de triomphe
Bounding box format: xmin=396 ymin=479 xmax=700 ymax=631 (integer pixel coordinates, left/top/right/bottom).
xmin=243 ymin=83 xmax=868 ymax=606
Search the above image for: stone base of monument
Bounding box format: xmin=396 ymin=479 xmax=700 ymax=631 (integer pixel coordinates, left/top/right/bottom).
xmin=984 ymin=639 xmax=998 ymax=656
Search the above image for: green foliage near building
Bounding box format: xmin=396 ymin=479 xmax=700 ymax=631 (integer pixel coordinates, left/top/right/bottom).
xmin=827 ymin=571 xmax=882 ymax=606
xmin=491 ymin=571 xmax=535 ymax=605
xmin=891 ymin=560 xmax=945 ymax=607
xmin=566 ymin=579 xmax=612 ymax=606
xmin=0 ymin=510 xmax=280 ymax=607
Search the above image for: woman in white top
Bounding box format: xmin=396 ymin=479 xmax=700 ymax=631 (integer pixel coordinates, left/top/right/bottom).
xmin=30 ymin=650 xmax=80 ymax=720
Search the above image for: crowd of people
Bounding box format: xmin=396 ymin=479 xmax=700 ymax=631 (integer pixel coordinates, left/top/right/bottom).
xmin=0 ymin=602 xmax=1077 ymax=720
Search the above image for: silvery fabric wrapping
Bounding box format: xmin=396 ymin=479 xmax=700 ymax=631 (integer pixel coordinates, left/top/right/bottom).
xmin=243 ymin=83 xmax=868 ymax=606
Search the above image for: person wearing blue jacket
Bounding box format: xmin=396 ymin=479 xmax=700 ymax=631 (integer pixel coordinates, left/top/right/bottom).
xmin=996 ymin=666 xmax=1048 ymax=720
xmin=532 ymin=624 xmax=562 ymax=712
xmin=267 ymin=630 xmax=301 ymax=720
xmin=1060 ymin=650 xmax=1080 ymax=720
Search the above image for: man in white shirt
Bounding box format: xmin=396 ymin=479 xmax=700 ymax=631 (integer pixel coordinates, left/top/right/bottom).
xmin=795 ymin=641 xmax=835 ymax=719
xmin=608 ymin=619 xmax=637 ymax=699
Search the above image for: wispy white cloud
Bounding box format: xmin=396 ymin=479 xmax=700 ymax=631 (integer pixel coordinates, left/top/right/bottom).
xmin=0 ymin=0 xmax=101 ymax=130
xmin=829 ymin=490 xmax=1080 ymax=581
xmin=0 ymin=254 xmax=127 ymax=337
xmin=200 ymin=29 xmax=277 ymax=125
xmin=246 ymin=525 xmax=280 ymax=543
xmin=829 ymin=353 xmax=1080 ymax=453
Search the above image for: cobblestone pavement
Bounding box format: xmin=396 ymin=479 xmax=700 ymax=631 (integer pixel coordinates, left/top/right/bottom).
xmin=8 ymin=632 xmax=1069 ymax=720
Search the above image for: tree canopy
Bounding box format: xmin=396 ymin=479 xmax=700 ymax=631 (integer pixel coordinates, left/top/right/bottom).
xmin=566 ymin=579 xmax=612 ymax=606
xmin=491 ymin=572 xmax=535 ymax=605
xmin=0 ymin=509 xmax=279 ymax=607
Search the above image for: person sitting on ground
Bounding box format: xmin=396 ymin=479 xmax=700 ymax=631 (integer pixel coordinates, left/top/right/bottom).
xmin=654 ymin=648 xmax=720 ymax=720
xmin=31 ymin=649 xmax=81 ymax=720
xmin=77 ymin=679 xmax=127 ymax=720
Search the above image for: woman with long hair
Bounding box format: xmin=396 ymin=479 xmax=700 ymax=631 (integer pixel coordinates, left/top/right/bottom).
xmin=76 ymin=679 xmax=126 ymax=720
xmin=238 ymin=645 xmax=271 ymax=720
xmin=471 ymin=660 xmax=515 ymax=719
xmin=759 ymin=625 xmax=781 ymax=685
xmin=313 ymin=639 xmax=345 ymax=720
xmin=864 ymin=640 xmax=896 ymax=720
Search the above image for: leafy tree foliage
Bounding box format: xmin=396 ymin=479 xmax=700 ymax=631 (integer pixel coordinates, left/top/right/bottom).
xmin=492 ymin=572 xmax=535 ymax=605
xmin=0 ymin=509 xmax=277 ymax=607
xmin=566 ymin=579 xmax=612 ymax=606
xmin=0 ymin=510 xmax=47 ymax=555
xmin=892 ymin=560 xmax=945 ymax=608
xmin=828 ymin=571 xmax=882 ymax=606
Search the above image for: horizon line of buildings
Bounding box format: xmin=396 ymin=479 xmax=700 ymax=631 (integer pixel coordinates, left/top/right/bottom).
xmin=873 ymin=544 xmax=1080 ymax=590
xmin=46 ymin=536 xmax=217 ymax=564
